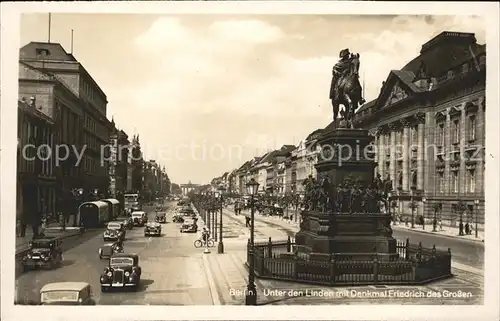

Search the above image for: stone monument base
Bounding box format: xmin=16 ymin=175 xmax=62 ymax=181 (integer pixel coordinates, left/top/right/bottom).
xmin=294 ymin=212 xmax=399 ymax=262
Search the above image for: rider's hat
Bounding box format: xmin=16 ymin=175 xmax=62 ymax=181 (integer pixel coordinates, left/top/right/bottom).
xmin=339 ymin=48 xmax=350 ymax=58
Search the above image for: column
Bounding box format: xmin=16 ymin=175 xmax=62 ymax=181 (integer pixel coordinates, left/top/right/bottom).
xmin=416 ymin=113 xmax=425 ymax=190
xmin=459 ymin=104 xmax=467 ymax=195
xmin=377 ymin=129 xmax=385 ymax=178
xmin=401 ymin=119 xmax=410 ymax=191
xmin=388 ymin=123 xmax=397 ymax=187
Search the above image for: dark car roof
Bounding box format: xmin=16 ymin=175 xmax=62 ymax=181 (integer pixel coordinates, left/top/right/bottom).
xmin=111 ymin=253 xmax=138 ymax=259
xmin=32 ymin=237 xmax=58 ymax=243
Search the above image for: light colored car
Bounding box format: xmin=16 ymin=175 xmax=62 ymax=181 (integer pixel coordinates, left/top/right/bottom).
xmin=131 ymin=211 xmax=147 ymax=226
xmin=40 ymin=282 xmax=96 ymax=305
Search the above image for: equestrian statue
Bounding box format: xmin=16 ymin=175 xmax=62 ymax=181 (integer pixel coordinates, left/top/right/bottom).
xmin=329 ymin=48 xmax=365 ymax=128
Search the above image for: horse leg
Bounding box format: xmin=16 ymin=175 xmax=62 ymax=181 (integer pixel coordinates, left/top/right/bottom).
xmin=331 ymin=100 xmax=338 ymax=122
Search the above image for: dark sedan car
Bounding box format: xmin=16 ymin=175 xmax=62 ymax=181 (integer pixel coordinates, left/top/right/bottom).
xmin=100 ymin=253 xmax=142 ymax=292
xmin=22 ymin=237 xmax=63 ymax=271
xmin=155 ymin=212 xmax=167 ymax=223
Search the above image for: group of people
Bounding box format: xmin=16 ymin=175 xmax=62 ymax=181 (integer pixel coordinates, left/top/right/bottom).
xmin=302 ymin=173 xmax=392 ymax=214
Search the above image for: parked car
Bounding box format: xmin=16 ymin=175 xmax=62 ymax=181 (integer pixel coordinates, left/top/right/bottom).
xmin=155 ymin=212 xmax=167 ymax=223
xmin=98 ymin=241 xmax=124 ymax=259
xmin=131 ymin=211 xmax=147 ymax=227
xmin=144 ymin=222 xmax=162 ymax=237
xmin=100 ymin=253 xmax=141 ymax=292
xmin=40 ymin=282 xmax=96 ymax=305
xmin=103 ymin=221 xmax=126 ymax=242
xmin=22 ymin=237 xmax=63 ymax=271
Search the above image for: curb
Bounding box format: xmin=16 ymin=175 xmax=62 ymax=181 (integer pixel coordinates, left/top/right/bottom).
xmin=201 ymin=253 xmax=222 ymax=305
xmin=15 ymin=229 xmax=85 ymax=256
xmin=391 ymin=226 xmax=485 ymax=245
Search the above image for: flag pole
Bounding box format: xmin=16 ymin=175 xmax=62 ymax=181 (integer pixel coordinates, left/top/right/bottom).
xmin=48 ymin=13 xmax=52 ymax=43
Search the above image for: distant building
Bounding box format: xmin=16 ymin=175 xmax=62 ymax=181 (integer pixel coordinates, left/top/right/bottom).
xmin=108 ymin=119 xmax=130 ymax=198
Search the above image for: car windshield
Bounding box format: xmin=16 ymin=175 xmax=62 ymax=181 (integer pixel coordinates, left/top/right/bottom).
xmin=107 ymin=223 xmax=121 ymax=230
xmin=41 ymin=291 xmax=79 ymax=303
xmin=132 ymin=213 xmax=143 ymax=217
xmin=31 ymin=242 xmax=52 ymax=249
xmin=110 ymin=257 xmax=134 ymax=266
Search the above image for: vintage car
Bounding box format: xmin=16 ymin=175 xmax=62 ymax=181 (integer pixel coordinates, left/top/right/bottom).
xmin=155 ymin=212 xmax=167 ymax=223
xmin=116 ymin=215 xmax=134 ymax=230
xmin=179 ymin=206 xmax=195 ymax=216
xmin=155 ymin=204 xmax=164 ymax=212
xmin=98 ymin=241 xmax=124 ymax=259
xmin=103 ymin=221 xmax=126 ymax=242
xmin=22 ymin=237 xmax=63 ymax=271
xmin=180 ymin=222 xmax=197 ymax=233
xmin=100 ymin=253 xmax=142 ymax=292
xmin=172 ymin=214 xmax=184 ymax=223
xmin=40 ymin=282 xmax=96 ymax=305
xmin=144 ymin=222 xmax=162 ymax=237
xmin=131 ymin=211 xmax=147 ymax=227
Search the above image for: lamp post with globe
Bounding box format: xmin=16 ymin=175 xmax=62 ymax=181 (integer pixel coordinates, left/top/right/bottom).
xmin=245 ymin=178 xmax=260 ymax=306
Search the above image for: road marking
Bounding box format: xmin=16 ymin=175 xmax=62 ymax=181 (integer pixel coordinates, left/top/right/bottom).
xmin=202 ymin=254 xmax=221 ymax=305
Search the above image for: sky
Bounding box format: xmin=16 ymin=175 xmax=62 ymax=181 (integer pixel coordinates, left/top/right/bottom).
xmin=19 ymin=14 xmax=485 ymax=184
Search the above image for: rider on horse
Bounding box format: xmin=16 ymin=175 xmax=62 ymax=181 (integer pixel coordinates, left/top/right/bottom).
xmin=330 ymin=48 xmax=366 ymax=108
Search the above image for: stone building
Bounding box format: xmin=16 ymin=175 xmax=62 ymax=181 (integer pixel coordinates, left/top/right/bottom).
xmin=354 ymin=31 xmax=486 ymax=227
xmin=108 ymin=119 xmax=130 ymax=198
xmin=17 ymin=99 xmax=56 ymax=224
xmin=20 ymin=41 xmax=112 ymax=197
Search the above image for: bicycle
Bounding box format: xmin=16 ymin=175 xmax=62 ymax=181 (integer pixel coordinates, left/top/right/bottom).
xmin=194 ymin=237 xmax=215 ymax=248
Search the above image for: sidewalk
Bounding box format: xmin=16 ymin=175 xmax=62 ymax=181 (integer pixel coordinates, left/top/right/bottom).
xmin=391 ymin=223 xmax=484 ymax=243
xmin=227 ymin=208 xmax=484 ymax=244
xmin=15 ymin=218 xmax=82 ymax=254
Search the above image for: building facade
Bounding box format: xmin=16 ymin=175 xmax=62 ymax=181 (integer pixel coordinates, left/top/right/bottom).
xmin=108 ymin=120 xmax=130 ymax=199
xmin=17 ymin=99 xmax=56 ymax=225
xmin=354 ymin=31 xmax=486 ymax=227
xmin=20 ymin=41 xmax=112 ymax=199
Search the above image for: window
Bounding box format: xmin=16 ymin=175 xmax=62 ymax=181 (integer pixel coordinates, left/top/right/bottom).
xmin=411 ymin=126 xmax=417 ymax=145
xmin=437 ymin=172 xmax=444 ymax=193
xmin=453 ymin=119 xmax=460 ymax=143
xmin=468 ymin=115 xmax=476 ymax=141
xmin=437 ymin=123 xmax=445 ymax=146
xmin=451 ymin=171 xmax=459 ymax=193
xmin=468 ymin=170 xmax=475 ymax=193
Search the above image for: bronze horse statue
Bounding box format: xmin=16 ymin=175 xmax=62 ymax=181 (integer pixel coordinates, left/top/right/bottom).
xmin=331 ymin=53 xmax=364 ymax=128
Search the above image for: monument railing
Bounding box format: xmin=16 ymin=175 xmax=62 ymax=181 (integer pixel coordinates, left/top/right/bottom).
xmin=247 ymin=237 xmax=452 ymax=285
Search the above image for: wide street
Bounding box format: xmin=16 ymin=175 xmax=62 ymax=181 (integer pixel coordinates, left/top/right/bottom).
xmin=16 ymin=202 xmax=212 ymax=305
xmin=15 ymin=202 xmax=483 ymax=305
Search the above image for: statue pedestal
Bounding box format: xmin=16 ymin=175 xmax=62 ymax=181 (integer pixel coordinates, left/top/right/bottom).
xmin=295 ymin=212 xmax=398 ymax=261
xmin=315 ymin=127 xmax=376 ymax=186
xmin=295 ymin=126 xmax=398 ymax=261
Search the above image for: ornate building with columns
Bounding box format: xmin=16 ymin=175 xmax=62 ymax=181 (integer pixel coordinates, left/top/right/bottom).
xmin=355 ymin=31 xmax=486 ymax=227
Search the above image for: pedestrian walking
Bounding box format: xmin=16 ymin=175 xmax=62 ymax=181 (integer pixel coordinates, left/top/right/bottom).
xmin=245 ymin=216 xmax=250 ymax=227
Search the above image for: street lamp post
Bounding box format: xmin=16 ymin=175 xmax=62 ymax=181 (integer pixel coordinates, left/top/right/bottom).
xmin=216 ymin=185 xmax=225 ymax=254
xmin=387 ymin=191 xmax=392 ymax=221
xmin=245 ymin=178 xmax=260 ymax=306
xmin=421 ymin=197 xmax=426 ymax=230
xmin=474 ymin=199 xmax=479 ymax=238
